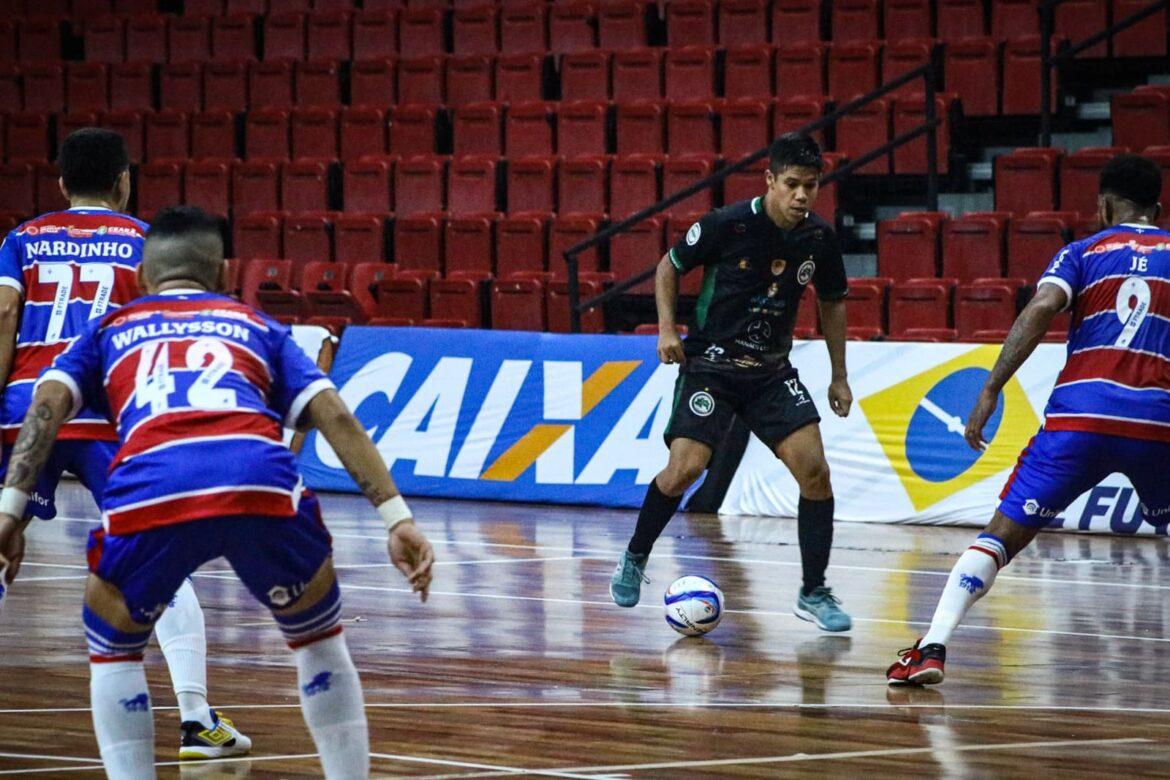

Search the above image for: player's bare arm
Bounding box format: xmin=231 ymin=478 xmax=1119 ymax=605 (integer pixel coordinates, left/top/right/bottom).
xmin=305 ymin=387 xmax=435 ymax=601
xmin=817 ymin=298 xmax=851 ymax=417
xmin=0 ymin=286 xmax=22 ymax=393
xmin=0 ymin=380 xmax=73 ymax=582
xmin=654 ymin=253 xmax=685 ymax=365
xmin=965 ymin=283 xmax=1068 ymax=450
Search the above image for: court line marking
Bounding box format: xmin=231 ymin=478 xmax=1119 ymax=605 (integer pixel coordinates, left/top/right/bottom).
xmin=11 ymin=575 xmax=87 ymax=583
xmin=553 ymin=737 xmax=1156 ymax=773
xmin=370 ymin=752 xmax=620 ymax=779
xmin=0 ymin=752 xmax=100 ymax=764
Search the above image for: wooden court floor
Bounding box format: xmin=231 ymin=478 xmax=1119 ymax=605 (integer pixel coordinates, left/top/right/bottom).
xmin=2 ymin=482 xmax=1170 ymax=778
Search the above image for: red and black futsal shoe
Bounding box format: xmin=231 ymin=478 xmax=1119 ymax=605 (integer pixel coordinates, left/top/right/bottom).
xmin=886 ymin=638 xmax=946 ymax=686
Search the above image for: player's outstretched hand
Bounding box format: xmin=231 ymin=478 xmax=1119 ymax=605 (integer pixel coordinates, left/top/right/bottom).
xmin=828 ymin=378 xmax=852 ymax=417
xmin=0 ymin=513 xmax=24 ymax=584
xmin=965 ymin=388 xmax=998 ymax=451
xmin=658 ymin=330 xmax=685 ymax=366
xmin=388 ymin=521 xmax=435 ymax=602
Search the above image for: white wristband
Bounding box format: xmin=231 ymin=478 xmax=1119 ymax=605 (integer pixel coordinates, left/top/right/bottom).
xmin=0 ymin=489 xmax=28 ymax=519
xmin=378 ymin=495 xmax=412 ymax=531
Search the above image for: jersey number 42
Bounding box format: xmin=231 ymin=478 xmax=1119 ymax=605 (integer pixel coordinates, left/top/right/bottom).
xmin=135 ymin=338 xmax=238 ymax=414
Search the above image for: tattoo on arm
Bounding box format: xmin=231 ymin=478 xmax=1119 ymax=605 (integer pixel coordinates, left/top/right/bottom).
xmin=6 ymin=400 xmax=60 ymax=493
xmin=354 ymin=475 xmax=393 ymax=507
xmin=986 ymin=305 xmax=1050 ymax=393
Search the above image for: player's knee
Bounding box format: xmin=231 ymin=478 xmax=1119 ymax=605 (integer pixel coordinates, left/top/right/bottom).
xmin=660 ymin=459 xmax=705 ymax=495
xmin=83 ymin=603 xmax=151 ymax=663
xmin=795 ymin=459 xmax=832 ymax=497
xmin=274 ymin=578 xmax=344 ymax=649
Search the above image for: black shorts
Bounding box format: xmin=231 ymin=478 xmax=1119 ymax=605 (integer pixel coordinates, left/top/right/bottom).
xmin=665 ymin=366 xmax=821 ymax=451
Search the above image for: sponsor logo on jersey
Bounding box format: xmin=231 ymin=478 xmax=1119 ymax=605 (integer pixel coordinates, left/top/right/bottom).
xmin=797 ymin=260 xmax=816 ymax=285
xmin=689 ymin=391 xmax=715 ymax=417
xmin=686 ymin=222 xmax=701 ymax=246
xmin=1023 ymin=498 xmax=1059 ymax=519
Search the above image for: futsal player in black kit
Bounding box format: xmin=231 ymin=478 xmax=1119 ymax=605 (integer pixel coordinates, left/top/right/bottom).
xmin=609 ymin=134 xmax=854 ymax=631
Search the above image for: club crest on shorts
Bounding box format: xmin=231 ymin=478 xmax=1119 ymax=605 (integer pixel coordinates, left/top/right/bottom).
xmin=686 ymin=222 xmax=701 ymax=246
xmin=689 ymin=391 xmax=715 ymax=417
xmin=797 ymin=260 xmax=816 ymax=285
xmin=771 ymin=259 xmax=787 ymax=276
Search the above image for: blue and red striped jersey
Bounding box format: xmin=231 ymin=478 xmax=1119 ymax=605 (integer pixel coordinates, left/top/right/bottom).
xmin=0 ymin=207 xmax=146 ymax=443
xmin=40 ymin=290 xmax=334 ymax=535
xmin=1038 ymin=223 xmax=1170 ymax=442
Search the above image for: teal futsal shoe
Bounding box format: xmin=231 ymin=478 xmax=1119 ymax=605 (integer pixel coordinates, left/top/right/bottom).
xmin=609 ymin=550 xmax=649 ymax=608
xmin=794 ymin=586 xmax=853 ymax=632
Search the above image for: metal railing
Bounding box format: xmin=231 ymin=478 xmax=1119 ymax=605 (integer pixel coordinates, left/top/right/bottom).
xmin=1040 ymin=0 xmax=1170 ymax=147
xmin=563 ymin=60 xmax=942 ymax=332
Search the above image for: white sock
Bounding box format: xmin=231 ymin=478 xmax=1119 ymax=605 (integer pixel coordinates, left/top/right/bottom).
xmin=154 ymin=579 xmax=214 ymax=728
xmin=90 ymin=661 xmax=157 ymax=780
xmin=919 ymin=534 xmax=1006 ymax=647
xmin=295 ymin=633 xmax=369 ymax=780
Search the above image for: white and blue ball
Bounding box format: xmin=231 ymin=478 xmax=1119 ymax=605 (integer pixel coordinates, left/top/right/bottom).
xmin=664 ymin=575 xmax=724 ymax=636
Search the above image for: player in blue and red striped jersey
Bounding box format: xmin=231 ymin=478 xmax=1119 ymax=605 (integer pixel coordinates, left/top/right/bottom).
xmin=888 ymin=153 xmax=1170 ymax=685
xmin=0 ymin=129 xmax=252 ymax=759
xmin=0 ymin=206 xmax=435 ymax=779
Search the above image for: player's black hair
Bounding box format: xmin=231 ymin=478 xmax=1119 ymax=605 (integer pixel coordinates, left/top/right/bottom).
xmin=57 ymin=128 xmax=129 ymax=198
xmin=768 ymin=133 xmax=824 ymax=173
xmin=1099 ymin=153 xmax=1162 ymax=211
xmin=143 ymin=206 xmax=224 ymax=290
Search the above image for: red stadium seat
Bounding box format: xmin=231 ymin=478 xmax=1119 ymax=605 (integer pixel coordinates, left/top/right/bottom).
xmin=249 ymin=60 xmax=295 ymax=110
xmin=609 ymin=217 xmax=663 ymax=293
xmin=878 ymin=215 xmax=941 ymax=280
xmin=507 ymin=155 xmax=555 ymax=214
xmin=297 ymin=60 xmax=342 ymax=108
xmin=832 ymin=0 xmax=879 ymax=42
xmin=944 ymin=38 xmax=1000 ymax=117
xmin=232 ymin=160 xmax=281 ymax=216
xmin=667 ymin=0 xmax=715 ymax=47
xmin=167 ymin=15 xmax=209 ymax=64
xmin=0 ymin=66 xmax=17 ymax=114
xmin=351 ymin=59 xmax=396 ymax=108
xmin=506 ymin=102 xmax=554 ymax=156
xmin=335 ymin=214 xmax=386 ymax=264
xmin=893 ymin=95 xmax=953 ymax=175
xmin=84 ymin=16 xmax=124 ymax=64
xmin=497 ymin=215 xmax=547 ymax=278
xmin=771 ymin=0 xmax=821 ymax=44
xmin=1007 ymin=214 xmax=1069 ymax=281
xmin=35 ymin=162 xmax=67 ymax=215
xmin=1056 ymin=0 xmax=1107 ymax=58
xmin=776 ymin=43 xmax=826 ymax=99
xmin=184 ymin=160 xmax=231 ymax=218
xmin=1003 ymin=35 xmax=1060 ymax=115
xmin=373 ymin=277 xmax=428 ymax=322
xmin=204 ymin=61 xmax=249 ymax=113
xmin=135 ymin=162 xmax=183 ymax=221
xmin=0 ymin=22 xmax=13 ymax=64
xmin=353 ymin=10 xmax=397 ymax=61
xmin=1145 ymin=146 xmax=1170 ymax=212
xmin=662 ymin=156 xmax=715 ymax=217
xmin=6 ymin=113 xmax=50 ymax=164
xmin=145 ymin=110 xmax=190 ymax=163
xmin=937 ymin=0 xmax=987 ymax=41
xmin=883 ymin=39 xmax=935 ymax=99
xmin=160 ymin=63 xmax=203 ymax=113
xmin=430 ymin=277 xmax=484 ymax=328
xmin=350 ymin=268 xmax=399 ymax=322
xmin=454 ymin=4 xmax=498 ymax=56
xmin=1113 ymin=90 xmax=1169 ymax=152
xmin=884 ymin=0 xmax=931 ymax=42
xmin=492 ymin=277 xmax=546 ymax=330
xmin=340 ymin=107 xmax=386 ymax=162
xmin=813 ymin=151 xmax=842 ymax=222
xmin=241 ymin=259 xmax=293 ymax=309
xmin=399 ymin=7 xmax=444 ymax=58
xmin=1060 ymin=147 xmax=1127 ymax=218
xmin=613 ymin=48 xmax=663 ymax=101
xmin=562 ymin=50 xmax=610 ymax=102
xmin=496 ymin=54 xmax=544 ymax=104
xmin=558 ymin=156 xmax=608 ymax=216
xmin=723 ymin=157 xmax=769 ymax=206
xmin=668 ymin=101 xmax=716 ymax=155
xmin=550 ymin=2 xmax=597 ymax=54
xmin=395 ymin=155 xmax=445 ymax=215
xmin=191 ymin=111 xmax=236 ymax=161
xmin=245 ymin=108 xmax=292 ymax=160
xmin=842 ymin=277 xmax=891 ymax=340
xmin=943 ymin=214 xmax=1008 ymax=280
xmin=101 ymin=110 xmax=145 ymax=163
xmin=184 ymin=0 xmax=222 ymax=13
xmin=227 ymin=0 xmax=265 ymax=14
xmin=282 ymin=159 xmax=331 ymax=214
xmin=665 ymin=46 xmax=715 ymax=100
xmin=18 ymin=20 xmax=62 ymax=63
xmin=343 ymin=159 xmax=393 ymax=214
xmin=447 ymin=55 xmax=494 ymax=108
xmin=720 ymin=99 xmax=770 ymax=157
xmin=610 ymin=155 xmax=659 ymax=219
xmin=828 ymin=41 xmax=880 ymax=100
xmin=995 ymin=147 xmax=1061 ymax=215
xmin=23 ymin=63 xmax=64 ymax=114
xmin=445 ymin=215 xmax=494 ymax=277
xmin=665 ymin=215 xmax=706 ymax=295
xmin=307 ymin=11 xmax=352 ymax=62
xmin=284 ymin=213 xmax=333 ymax=264
xmin=599 ymin=0 xmax=647 ymax=51
xmin=453 ymin=102 xmax=502 ymax=156
xmin=956 ymin=281 xmax=1018 ymax=340
xmin=835 ymin=99 xmax=889 ymax=174
xmin=719 ymin=0 xmax=766 ymax=46
xmin=291 ymin=108 xmax=339 ymax=159
xmin=724 ymin=45 xmax=773 ymax=100
xmin=0 ymin=162 xmax=33 ymax=216
xmin=398 ymin=56 xmax=444 ymax=105
xmin=1114 ymin=0 xmax=1167 ymax=56
xmin=390 ymin=103 xmax=437 ymax=155
xmin=212 ymin=14 xmax=256 ymax=61
xmin=548 ymin=278 xmax=605 ymax=332
xmin=889 ymin=278 xmax=955 ymax=338
xmin=550 ymin=215 xmax=602 ymax=277
xmin=110 ymin=63 xmax=153 ymax=113
xmin=992 ymin=0 xmax=1039 ymax=38
xmin=394 ymin=214 xmax=443 ymax=274
xmin=448 ymin=156 xmax=498 ymax=215
xmin=616 ymin=101 xmax=664 ymax=154
xmin=264 ymin=12 xmax=307 ymax=61
xmin=501 ymin=2 xmax=548 ymax=54
xmin=233 ymin=212 xmax=283 ymax=260
xmin=557 ymin=101 xmax=607 ymax=157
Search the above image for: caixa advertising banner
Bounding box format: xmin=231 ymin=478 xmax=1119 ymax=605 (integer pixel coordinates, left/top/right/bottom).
xmin=723 ymin=341 xmax=1168 ymax=536
xmin=298 ymin=327 xmax=677 ymax=507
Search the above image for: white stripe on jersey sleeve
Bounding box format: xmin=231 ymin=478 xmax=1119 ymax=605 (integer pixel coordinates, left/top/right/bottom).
xmin=285 ymin=378 xmax=336 ymax=430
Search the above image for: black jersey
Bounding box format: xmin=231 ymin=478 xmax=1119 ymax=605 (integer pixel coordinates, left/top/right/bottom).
xmin=669 ymin=196 xmax=848 ymax=372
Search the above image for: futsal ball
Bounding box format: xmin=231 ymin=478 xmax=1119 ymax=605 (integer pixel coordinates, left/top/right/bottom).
xmin=664 ymin=575 xmax=724 ymax=636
